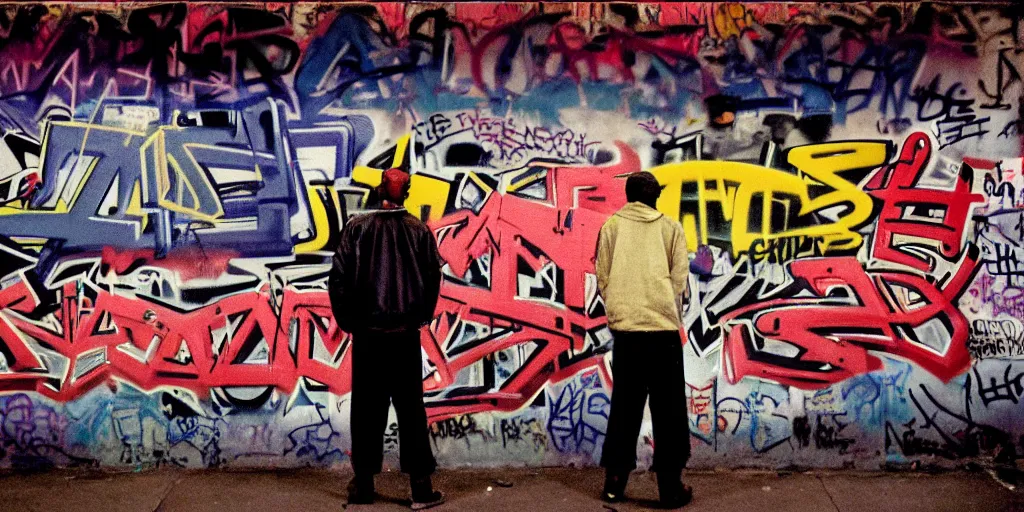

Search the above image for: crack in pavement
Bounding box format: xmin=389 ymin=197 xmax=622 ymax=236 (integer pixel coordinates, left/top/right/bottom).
xmin=152 ymin=476 xmax=183 ymax=512
xmin=816 ymin=476 xmax=841 ymax=512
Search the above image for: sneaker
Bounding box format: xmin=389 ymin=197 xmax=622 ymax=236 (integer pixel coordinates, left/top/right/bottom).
xmin=411 ymin=490 xmax=445 ymax=510
xmin=601 ymin=471 xmax=629 ymax=503
xmin=656 ymin=471 xmax=692 ymax=509
xmin=346 ymin=475 xmax=376 ymax=505
xmin=411 ymin=475 xmax=445 ymax=510
xmin=660 ymin=484 xmax=693 ymax=509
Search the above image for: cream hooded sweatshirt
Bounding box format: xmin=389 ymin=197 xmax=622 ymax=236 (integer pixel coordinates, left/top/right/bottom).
xmin=595 ymin=202 xmax=689 ymax=332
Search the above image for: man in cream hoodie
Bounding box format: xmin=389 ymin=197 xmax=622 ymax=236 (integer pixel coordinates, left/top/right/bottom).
xmin=595 ymin=171 xmax=692 ymax=508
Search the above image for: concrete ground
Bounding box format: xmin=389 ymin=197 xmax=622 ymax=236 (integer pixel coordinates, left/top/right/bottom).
xmin=0 ymin=467 xmax=1022 ymax=512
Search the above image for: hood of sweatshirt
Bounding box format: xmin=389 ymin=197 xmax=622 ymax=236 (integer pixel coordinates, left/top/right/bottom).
xmin=614 ymin=201 xmax=664 ymax=223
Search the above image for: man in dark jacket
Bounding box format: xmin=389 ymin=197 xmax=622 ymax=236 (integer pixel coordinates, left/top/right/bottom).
xmin=329 ymin=168 xmax=444 ymax=509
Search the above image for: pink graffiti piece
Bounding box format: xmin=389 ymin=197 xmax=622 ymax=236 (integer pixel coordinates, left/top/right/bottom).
xmin=426 ymin=142 xmax=644 ymax=418
xmin=865 ymin=132 xmax=985 ymax=272
xmin=0 ymin=275 xmax=611 ymax=421
xmin=722 ymin=254 xmax=978 ymax=389
xmin=3 ymin=281 xmax=351 ymax=402
xmin=435 ymin=141 xmax=635 ymax=279
xmin=431 ymin=142 xmax=673 ymax=347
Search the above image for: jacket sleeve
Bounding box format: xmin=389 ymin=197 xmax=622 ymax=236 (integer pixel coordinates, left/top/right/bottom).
xmin=595 ymin=222 xmax=613 ymax=297
xmin=420 ymin=225 xmax=443 ymax=326
xmin=670 ymin=223 xmax=689 ymax=300
xmin=329 ymin=223 xmax=356 ymax=333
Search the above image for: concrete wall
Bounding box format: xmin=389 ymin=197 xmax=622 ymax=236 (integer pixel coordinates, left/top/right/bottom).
xmin=0 ymin=1 xmax=1021 ymax=471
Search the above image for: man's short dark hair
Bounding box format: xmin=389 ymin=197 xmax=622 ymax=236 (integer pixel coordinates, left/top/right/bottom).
xmin=625 ymin=172 xmax=662 ymax=204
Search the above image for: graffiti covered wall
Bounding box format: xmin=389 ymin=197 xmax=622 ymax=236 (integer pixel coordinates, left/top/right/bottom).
xmin=0 ymin=1 xmax=1022 ymax=470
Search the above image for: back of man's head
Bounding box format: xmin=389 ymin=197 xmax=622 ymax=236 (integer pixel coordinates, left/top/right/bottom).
xmin=625 ymin=172 xmax=662 ymax=208
xmin=380 ymin=168 xmax=411 ymax=207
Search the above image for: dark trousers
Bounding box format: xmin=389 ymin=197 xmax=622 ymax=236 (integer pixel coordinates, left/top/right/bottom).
xmin=600 ymin=330 xmax=690 ymax=474
xmin=350 ymin=329 xmax=437 ymax=477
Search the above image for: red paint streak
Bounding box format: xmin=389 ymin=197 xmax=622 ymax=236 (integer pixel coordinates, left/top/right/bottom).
xmin=962 ymin=157 xmax=998 ymax=170
xmin=456 ymin=4 xmax=532 ymax=31
xmin=100 ymin=247 xmax=237 ymax=281
xmin=686 ymin=382 xmax=713 ymax=415
xmin=375 ymin=4 xmax=408 ymax=39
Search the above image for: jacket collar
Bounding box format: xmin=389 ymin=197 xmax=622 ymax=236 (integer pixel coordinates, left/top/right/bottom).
xmin=354 ymin=207 xmax=408 ymax=216
xmin=614 ymin=201 xmax=664 ymax=223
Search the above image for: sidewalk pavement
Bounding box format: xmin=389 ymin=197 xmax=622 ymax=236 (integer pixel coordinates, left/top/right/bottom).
xmin=0 ymin=466 xmax=1021 ymax=512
